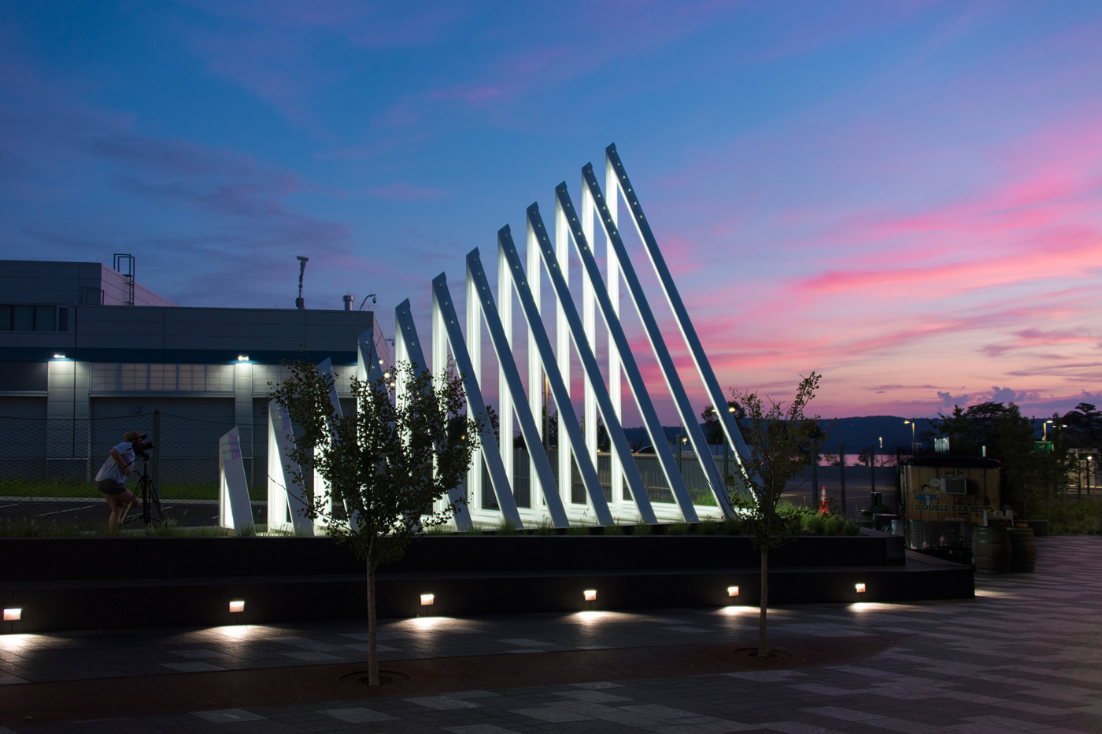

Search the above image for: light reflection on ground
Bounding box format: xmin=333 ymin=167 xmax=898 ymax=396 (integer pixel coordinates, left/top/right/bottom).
xmin=0 ymin=633 xmax=40 ymax=650
xmin=846 ymin=602 xmax=911 ymax=613
xmin=717 ymin=605 xmax=758 ymax=615
xmin=211 ymin=624 xmax=279 ymax=639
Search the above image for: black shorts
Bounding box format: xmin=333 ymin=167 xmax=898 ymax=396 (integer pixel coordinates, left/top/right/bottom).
xmin=96 ymin=479 xmax=127 ymax=496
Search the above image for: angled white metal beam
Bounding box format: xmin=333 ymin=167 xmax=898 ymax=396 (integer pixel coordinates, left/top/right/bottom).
xmin=548 ymin=188 xmax=699 ymax=523
xmin=432 ymin=273 xmax=525 ymax=529
xmin=466 ymin=248 xmax=577 ymax=527
xmin=605 ymin=143 xmax=751 ymax=492
xmin=579 ymin=178 xmax=599 ymax=468
xmin=553 ymin=202 xmax=572 ymax=504
xmin=312 ymin=357 xmax=342 ymax=534
xmin=525 ymin=222 xmax=544 ymax=489
xmin=603 ymin=159 xmax=625 ymax=502
xmin=394 ymin=299 xmax=474 ymax=531
xmin=500 ymin=224 xmax=655 ymax=524
xmin=580 ymin=164 xmax=734 ymax=517
xmin=356 ymin=329 xmax=386 ymax=384
xmin=495 ymin=247 xmax=515 ymax=487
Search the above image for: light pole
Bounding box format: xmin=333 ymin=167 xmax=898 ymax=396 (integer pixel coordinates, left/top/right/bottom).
xmin=904 ymin=420 xmax=916 ymax=455
xmin=1043 ymin=419 xmax=1054 ymax=441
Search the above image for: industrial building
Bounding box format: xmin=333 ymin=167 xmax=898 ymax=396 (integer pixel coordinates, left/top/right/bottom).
xmin=0 ymin=259 xmax=386 ymax=493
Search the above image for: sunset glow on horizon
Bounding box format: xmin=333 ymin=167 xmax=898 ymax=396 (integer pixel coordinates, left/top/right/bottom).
xmin=1 ymin=2 xmax=1099 ymax=421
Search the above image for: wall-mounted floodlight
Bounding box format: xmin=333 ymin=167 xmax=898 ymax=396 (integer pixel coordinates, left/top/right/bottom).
xmin=229 ymin=600 xmax=245 ymax=613
xmin=420 ymin=594 xmax=434 ymax=606
xmin=727 ymin=586 xmax=739 ymax=597
xmin=237 ymin=355 xmax=249 ymax=362
xmin=584 ymin=589 xmax=597 ymax=601
xmin=52 ymin=353 xmax=66 ymax=359
xmin=855 ymin=583 xmax=867 ymax=594
xmin=3 ymin=608 xmax=21 ymax=621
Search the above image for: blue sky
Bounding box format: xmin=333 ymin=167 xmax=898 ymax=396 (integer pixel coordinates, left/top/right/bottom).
xmin=2 ymin=1 xmax=1101 ymax=420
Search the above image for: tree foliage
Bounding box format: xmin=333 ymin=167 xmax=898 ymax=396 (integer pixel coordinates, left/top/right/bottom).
xmin=270 ymin=359 xmax=480 ymax=685
xmin=936 ymin=401 xmax=1070 ymax=515
xmin=727 ymin=372 xmax=822 ymax=659
xmin=701 ymin=400 xmax=744 ymax=445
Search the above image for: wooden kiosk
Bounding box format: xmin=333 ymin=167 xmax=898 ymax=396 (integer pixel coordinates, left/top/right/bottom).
xmin=899 ymin=455 xmax=1004 ymax=562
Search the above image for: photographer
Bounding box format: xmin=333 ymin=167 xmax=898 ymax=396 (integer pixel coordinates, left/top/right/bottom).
xmin=95 ymin=431 xmax=143 ymax=530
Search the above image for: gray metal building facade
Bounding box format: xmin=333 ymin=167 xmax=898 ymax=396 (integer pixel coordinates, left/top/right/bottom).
xmin=1 ymin=260 xmax=384 ymax=491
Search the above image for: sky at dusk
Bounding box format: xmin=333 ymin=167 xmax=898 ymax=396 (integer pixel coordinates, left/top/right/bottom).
xmin=2 ymin=1 xmax=1100 ymax=423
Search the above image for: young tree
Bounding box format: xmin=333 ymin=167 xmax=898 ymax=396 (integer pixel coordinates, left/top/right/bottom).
xmin=728 ymin=372 xmax=822 ymax=659
xmin=271 ymin=360 xmax=480 ymax=686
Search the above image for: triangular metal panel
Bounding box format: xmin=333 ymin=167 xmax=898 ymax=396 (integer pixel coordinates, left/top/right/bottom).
xmin=394 ymin=299 xmax=474 ymax=531
xmin=432 ymin=274 xmax=524 ymax=529
xmin=510 ymin=215 xmax=657 ymax=524
xmin=466 ymin=248 xmax=575 ymax=527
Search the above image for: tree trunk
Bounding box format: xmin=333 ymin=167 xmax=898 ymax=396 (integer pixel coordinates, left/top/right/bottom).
xmin=367 ymin=547 xmax=379 ymax=686
xmin=758 ymin=547 xmax=769 ymax=658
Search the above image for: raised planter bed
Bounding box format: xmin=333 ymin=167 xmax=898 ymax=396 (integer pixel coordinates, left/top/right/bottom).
xmin=0 ymin=531 xmax=972 ymax=634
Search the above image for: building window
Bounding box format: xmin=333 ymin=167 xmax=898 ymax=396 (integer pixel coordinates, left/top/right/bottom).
xmin=34 ymin=305 xmax=57 ymax=331
xmin=58 ymin=308 xmax=68 ymax=331
xmin=90 ymin=363 xmax=235 ymax=392
xmin=0 ymin=304 xmax=59 ymax=331
xmin=12 ymin=305 xmax=33 ymax=331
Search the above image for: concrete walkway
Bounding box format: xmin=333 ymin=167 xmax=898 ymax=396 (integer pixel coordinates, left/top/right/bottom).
xmin=1 ymin=536 xmax=1099 ymax=732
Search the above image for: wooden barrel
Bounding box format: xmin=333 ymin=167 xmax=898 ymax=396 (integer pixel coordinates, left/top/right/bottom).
xmin=1008 ymin=527 xmax=1037 ymax=572
xmin=972 ymin=526 xmax=1011 ymax=573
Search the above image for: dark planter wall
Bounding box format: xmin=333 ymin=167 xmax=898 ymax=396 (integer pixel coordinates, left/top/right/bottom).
xmin=0 ymin=533 xmax=904 ymax=583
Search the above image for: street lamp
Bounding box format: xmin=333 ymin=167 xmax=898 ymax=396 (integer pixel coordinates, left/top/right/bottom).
xmin=904 ymin=420 xmax=916 ymax=455
xmin=1043 ymin=419 xmax=1054 ymax=441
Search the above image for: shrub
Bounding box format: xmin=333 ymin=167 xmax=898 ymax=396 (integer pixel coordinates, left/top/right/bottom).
xmin=823 ymin=515 xmax=845 ymax=536
xmin=631 ymin=522 xmax=653 ymax=535
xmin=666 ymin=522 xmax=691 ymax=535
xmin=696 ymin=519 xmax=722 ymax=535
xmin=602 ymin=524 xmax=624 ymax=535
xmin=1038 ymin=499 xmax=1102 ymax=534
xmin=801 ymin=513 xmax=825 ymax=535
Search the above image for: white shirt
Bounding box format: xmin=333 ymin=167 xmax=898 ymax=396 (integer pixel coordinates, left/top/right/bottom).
xmin=95 ymin=442 xmax=135 ymax=484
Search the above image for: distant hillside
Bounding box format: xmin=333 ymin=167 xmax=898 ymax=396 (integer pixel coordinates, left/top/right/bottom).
xmin=620 ymin=414 xmax=1051 ymax=453
xmin=623 ymin=416 xmax=940 ymax=453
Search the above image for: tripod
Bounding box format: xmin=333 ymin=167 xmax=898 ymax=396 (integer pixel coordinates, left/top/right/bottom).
xmin=122 ymin=454 xmax=164 ymax=525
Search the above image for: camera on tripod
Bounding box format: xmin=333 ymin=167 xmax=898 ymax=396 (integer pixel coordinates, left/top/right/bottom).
xmin=130 ymin=434 xmax=154 ymax=460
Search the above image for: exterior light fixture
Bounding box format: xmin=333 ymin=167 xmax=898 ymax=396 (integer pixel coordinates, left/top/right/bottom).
xmin=237 ymin=355 xmax=249 ymax=361
xmin=3 ymin=608 xmax=21 ymax=621
xmin=52 ymin=353 xmax=66 ymax=359
xmin=728 ymin=406 xmax=736 ymax=413
xmin=229 ymin=600 xmax=245 ymax=613
xmin=420 ymin=594 xmax=434 ymax=606
xmin=855 ymin=583 xmax=867 ymax=594
xmin=383 ymin=371 xmax=391 ymax=380
xmin=584 ymin=589 xmax=597 ymax=601
xmin=727 ymin=586 xmax=739 ymax=597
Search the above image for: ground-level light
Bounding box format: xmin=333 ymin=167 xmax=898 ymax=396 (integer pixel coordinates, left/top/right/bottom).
xmin=229 ymin=600 xmax=245 ymax=613
xmin=584 ymin=589 xmax=597 ymax=601
xmin=420 ymin=594 xmax=434 ymax=606
xmin=3 ymin=608 xmax=21 ymax=621
xmin=727 ymin=586 xmax=739 ymax=597
xmin=855 ymin=583 xmax=867 ymax=594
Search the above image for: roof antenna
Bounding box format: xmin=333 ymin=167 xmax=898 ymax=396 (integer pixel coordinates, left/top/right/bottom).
xmin=358 ymin=293 xmax=377 ymax=310
xmin=295 ymin=256 xmax=309 ymax=309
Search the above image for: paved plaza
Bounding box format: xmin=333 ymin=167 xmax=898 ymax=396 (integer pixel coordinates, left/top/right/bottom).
xmin=1 ymin=536 xmax=1100 ymax=732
